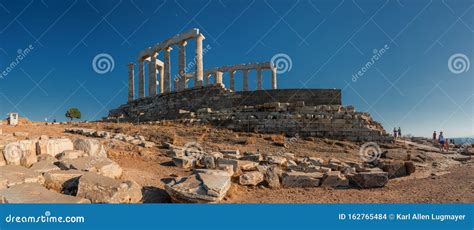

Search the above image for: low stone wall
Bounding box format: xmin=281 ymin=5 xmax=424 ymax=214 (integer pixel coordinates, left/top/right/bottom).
xmin=107 ymin=85 xmax=391 ymax=142
xmin=108 ymin=85 xmax=341 ymax=121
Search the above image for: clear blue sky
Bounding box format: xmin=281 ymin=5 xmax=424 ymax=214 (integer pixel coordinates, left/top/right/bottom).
xmin=0 ymin=0 xmax=472 ymax=137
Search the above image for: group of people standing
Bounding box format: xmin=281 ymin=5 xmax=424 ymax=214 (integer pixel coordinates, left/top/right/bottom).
xmin=393 ymin=127 xmax=402 ymax=139
xmin=433 ymin=131 xmax=453 ymax=152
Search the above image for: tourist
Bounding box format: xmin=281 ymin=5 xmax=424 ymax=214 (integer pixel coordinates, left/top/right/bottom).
xmin=445 ymin=138 xmax=449 ymax=151
xmin=433 ymin=131 xmax=437 ymax=140
xmin=438 ymin=131 xmax=445 ymax=152
xmin=393 ymin=128 xmax=397 ymax=138
xmin=398 ymin=127 xmax=402 ymax=138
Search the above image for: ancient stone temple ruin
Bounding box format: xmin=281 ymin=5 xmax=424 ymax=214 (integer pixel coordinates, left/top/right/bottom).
xmin=108 ymin=28 xmax=392 ymax=142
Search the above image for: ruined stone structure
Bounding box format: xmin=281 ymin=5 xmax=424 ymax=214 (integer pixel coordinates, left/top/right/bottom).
xmin=110 ymin=29 xmax=392 ymax=142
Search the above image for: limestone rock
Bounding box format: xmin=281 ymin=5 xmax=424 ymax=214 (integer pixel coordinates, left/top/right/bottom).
xmin=264 ymin=166 xmax=281 ymax=188
xmin=349 ymin=171 xmax=388 ymax=188
xmin=0 ymin=183 xmax=90 ymax=203
xmin=0 ymin=165 xmax=44 ymax=189
xmin=76 ymin=172 xmax=142 ymax=203
xmin=404 ymin=161 xmax=416 ymax=175
xmin=282 ymin=171 xmax=323 ymax=188
xmin=380 ymin=161 xmax=407 ymax=178
xmin=266 ymin=155 xmax=287 ymax=166
xmin=58 ymin=156 xmax=122 ymax=179
xmin=172 ymin=156 xmax=195 ymax=169
xmin=241 ymin=152 xmax=262 ymax=162
xmin=36 ymin=138 xmax=74 ymax=157
xmin=239 ymin=171 xmax=264 ymax=186
xmin=73 ymin=138 xmax=107 ymax=158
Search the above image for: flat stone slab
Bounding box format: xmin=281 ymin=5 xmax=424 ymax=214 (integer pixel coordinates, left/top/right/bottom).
xmin=0 ymin=183 xmax=90 ymax=203
xmin=73 ymin=139 xmax=107 ymax=158
xmin=282 ymin=171 xmax=323 ymax=188
xmin=165 ymin=169 xmax=231 ymax=203
xmin=58 ymin=156 xmax=122 ymax=179
xmin=0 ymin=165 xmax=44 ymax=189
xmin=239 ymin=171 xmax=264 ymax=186
xmin=76 ymin=172 xmax=142 ymax=203
xmin=29 ymin=159 xmax=60 ymax=174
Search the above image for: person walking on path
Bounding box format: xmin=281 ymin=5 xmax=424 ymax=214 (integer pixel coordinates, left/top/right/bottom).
xmin=438 ymin=131 xmax=445 ymax=152
xmin=393 ymin=128 xmax=398 ymax=139
xmin=398 ymin=127 xmax=402 ymax=138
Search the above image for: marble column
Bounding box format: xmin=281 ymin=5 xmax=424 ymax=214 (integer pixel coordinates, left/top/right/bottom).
xmin=243 ymin=69 xmax=249 ymax=91
xmin=256 ymin=68 xmax=262 ymax=90
xmin=271 ymin=68 xmax=277 ymax=89
xmin=195 ymin=34 xmax=205 ymax=87
xmin=158 ymin=65 xmax=164 ymax=94
xmin=229 ymin=70 xmax=235 ymax=91
xmin=178 ymin=40 xmax=187 ymax=91
xmin=128 ymin=63 xmax=135 ymax=102
xmin=164 ymin=47 xmax=172 ymax=93
xmin=148 ymin=55 xmax=157 ymax=96
xmin=215 ymin=71 xmax=223 ymax=86
xmin=138 ymin=60 xmax=145 ymax=98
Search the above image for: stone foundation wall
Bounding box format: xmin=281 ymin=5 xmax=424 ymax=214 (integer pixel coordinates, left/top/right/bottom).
xmin=107 ymin=85 xmax=391 ymax=142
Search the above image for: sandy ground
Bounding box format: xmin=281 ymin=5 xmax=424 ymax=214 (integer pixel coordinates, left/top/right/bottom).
xmin=1 ymin=122 xmax=472 ymax=203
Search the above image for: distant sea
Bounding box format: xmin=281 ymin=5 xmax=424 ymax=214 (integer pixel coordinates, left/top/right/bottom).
xmin=450 ymin=136 xmax=474 ymax=145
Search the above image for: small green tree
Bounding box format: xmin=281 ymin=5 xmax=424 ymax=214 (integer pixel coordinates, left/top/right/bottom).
xmin=65 ymin=108 xmax=81 ymax=121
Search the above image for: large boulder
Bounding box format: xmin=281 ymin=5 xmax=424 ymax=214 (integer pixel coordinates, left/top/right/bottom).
xmin=73 ymin=139 xmax=107 ymax=158
xmin=349 ymin=171 xmax=389 ymax=188
xmin=165 ymin=169 xmax=231 ymax=203
xmin=58 ymin=156 xmax=122 ymax=179
xmin=43 ymin=170 xmax=84 ymax=194
xmin=264 ymin=166 xmax=281 ymax=188
xmin=36 ymin=138 xmax=74 ymax=157
xmin=282 ymin=172 xmax=323 ymax=188
xmin=0 ymin=183 xmax=90 ymax=203
xmin=239 ymin=171 xmax=264 ymax=186
xmin=0 ymin=165 xmax=44 ymax=189
xmin=320 ymin=171 xmax=348 ymax=188
xmin=76 ymin=172 xmax=142 ymax=203
xmin=3 ymin=140 xmax=37 ymax=166
xmin=379 ymin=161 xmax=408 ymax=178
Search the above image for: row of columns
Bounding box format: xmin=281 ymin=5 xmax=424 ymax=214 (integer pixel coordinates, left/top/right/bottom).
xmin=128 ymin=34 xmax=205 ymax=102
xmin=202 ymin=68 xmax=277 ymax=92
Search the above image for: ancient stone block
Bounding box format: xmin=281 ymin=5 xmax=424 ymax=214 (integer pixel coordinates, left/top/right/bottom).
xmin=2 ymin=140 xmax=36 ymax=166
xmin=349 ymin=171 xmax=388 ymax=188
xmin=73 ymin=139 xmax=107 ymax=158
xmin=76 ymin=172 xmax=142 ymax=203
xmin=36 ymin=138 xmax=74 ymax=157
xmin=29 ymin=159 xmax=60 ymax=174
xmin=43 ymin=169 xmax=84 ymax=193
xmin=282 ymin=171 xmax=323 ymax=188
xmin=58 ymin=156 xmax=122 ymax=179
xmin=264 ymin=166 xmax=280 ymax=188
xmin=56 ymin=150 xmax=85 ymax=160
xmin=172 ymin=156 xmax=195 ymax=169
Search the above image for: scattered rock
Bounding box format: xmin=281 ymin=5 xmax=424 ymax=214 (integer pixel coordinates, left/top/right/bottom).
xmin=29 ymin=159 xmax=60 ymax=174
xmin=172 ymin=156 xmax=196 ymax=169
xmin=239 ymin=171 xmax=264 ymax=186
xmin=321 ymin=171 xmax=347 ymax=188
xmin=0 ymin=183 xmax=90 ymax=203
xmin=264 ymin=166 xmax=280 ymax=188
